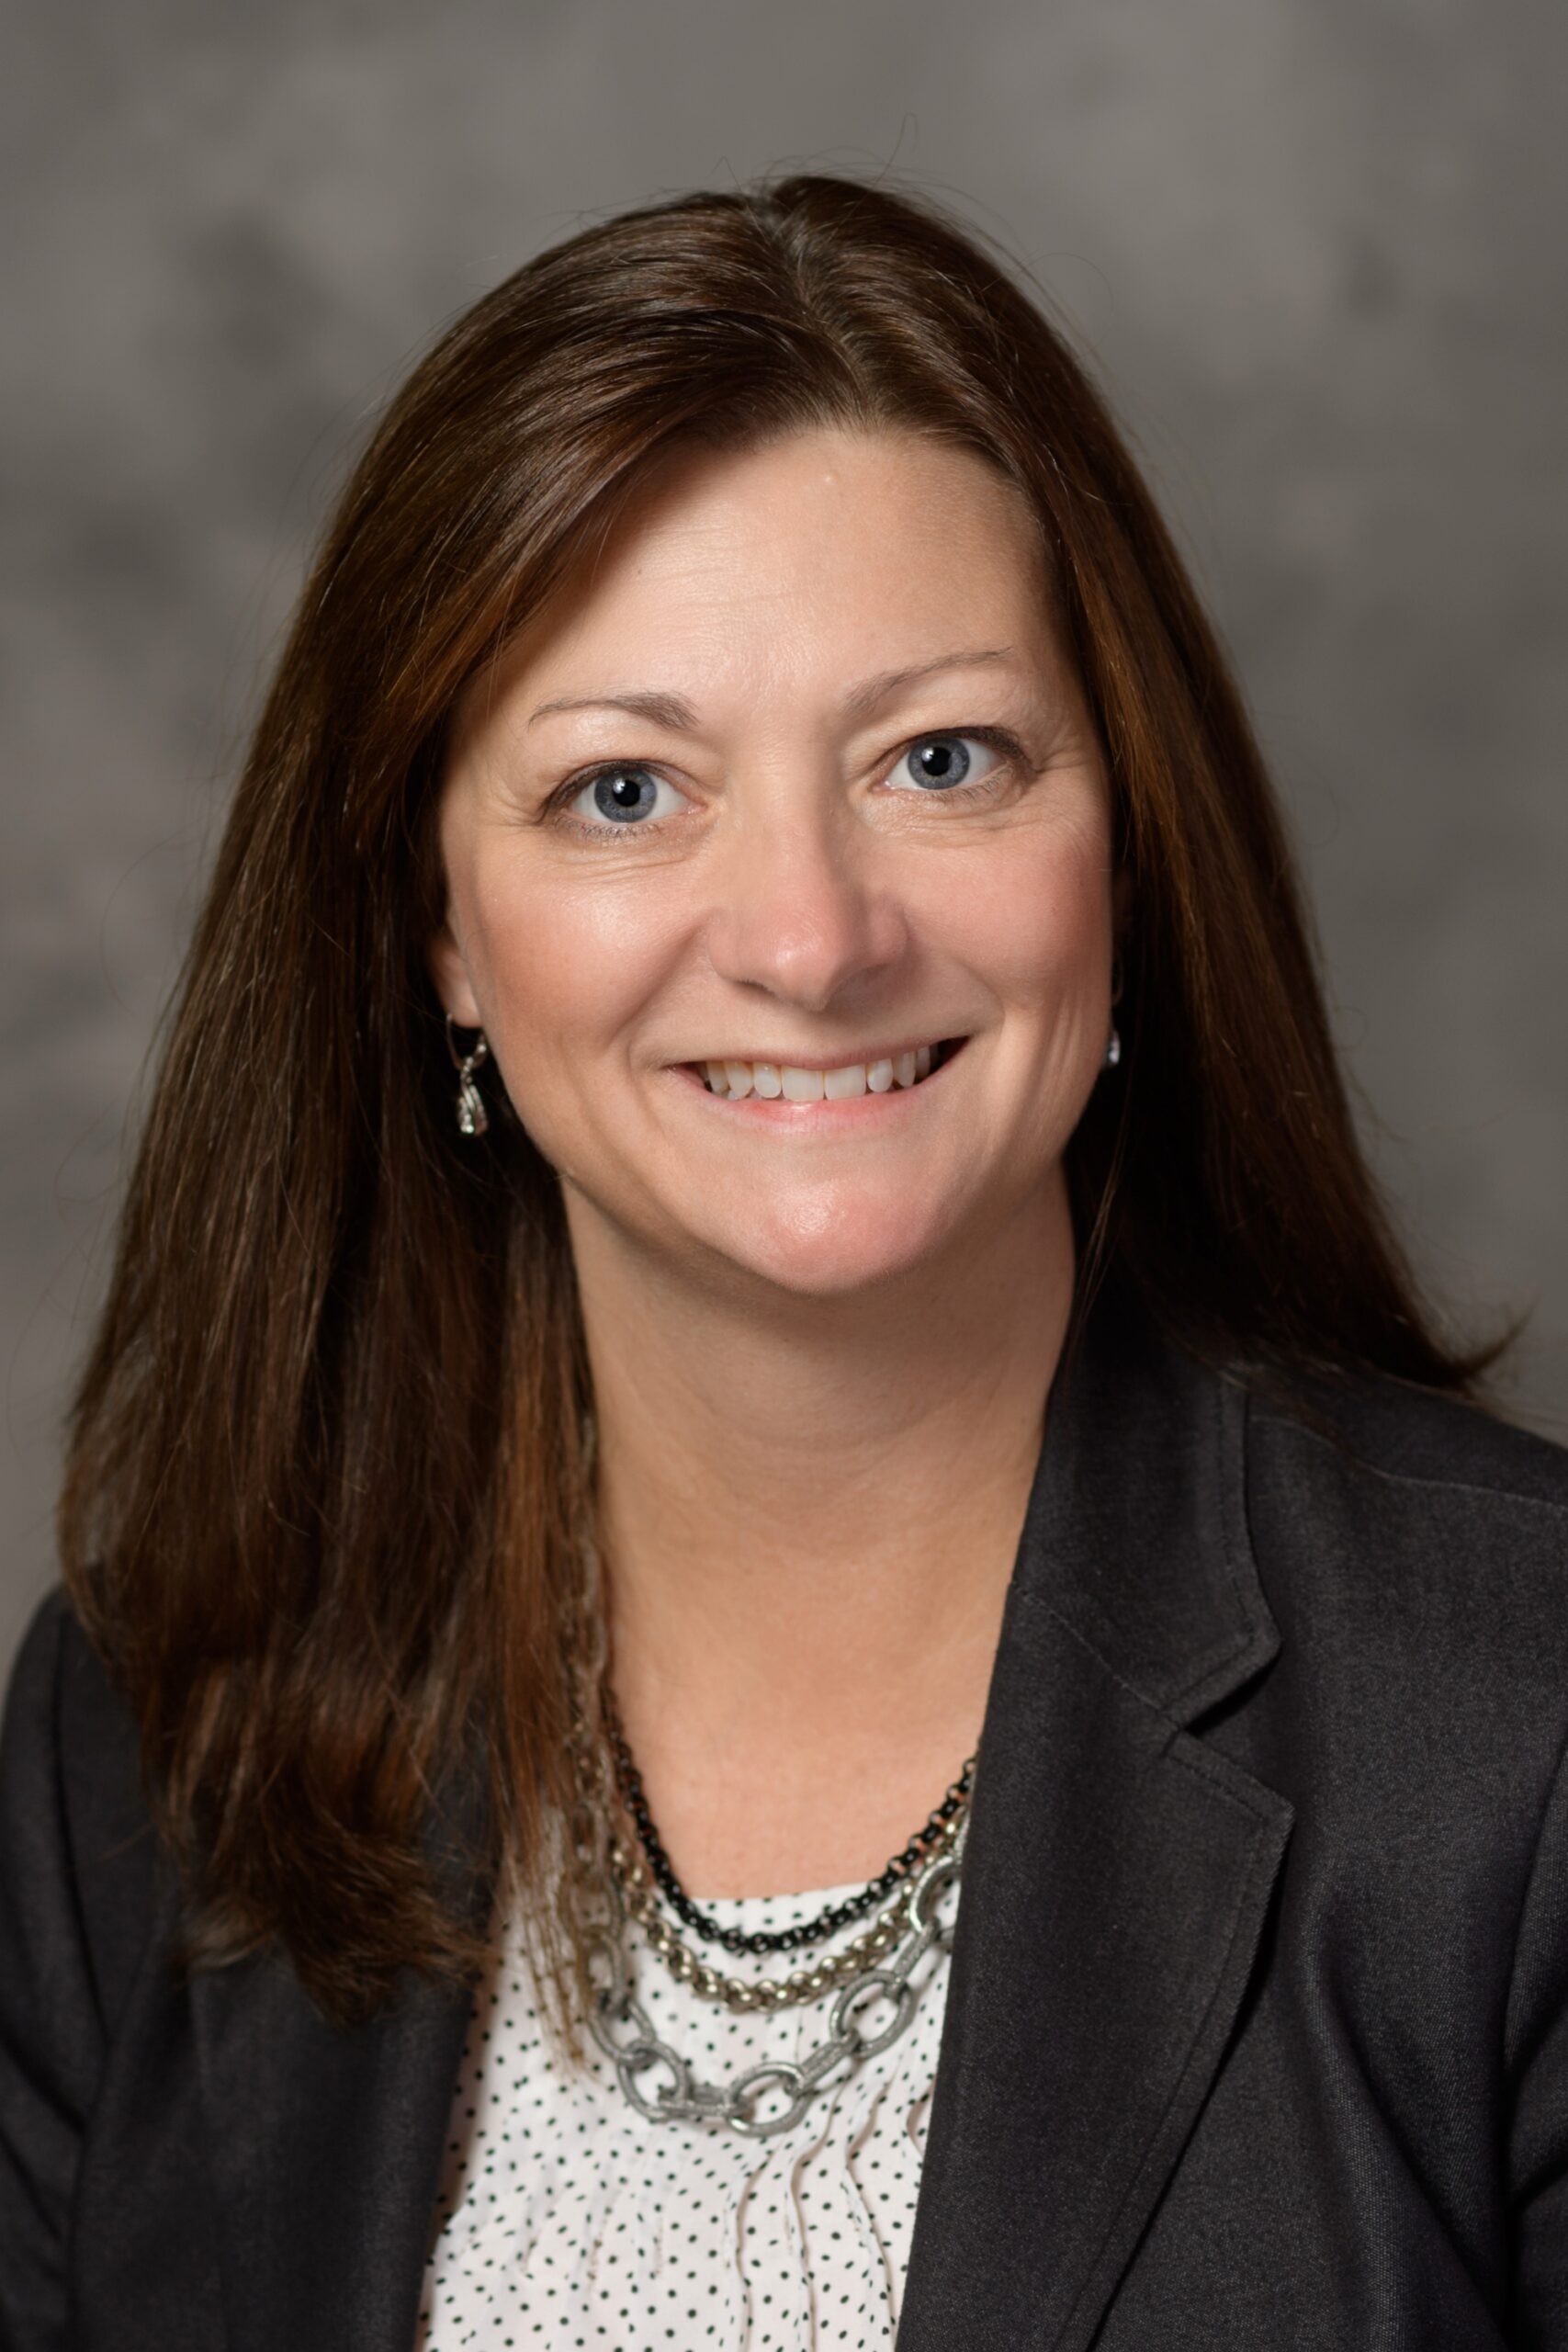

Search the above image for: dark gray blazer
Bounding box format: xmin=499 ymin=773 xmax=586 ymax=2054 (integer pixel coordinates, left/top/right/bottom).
xmin=6 ymin=1282 xmax=1568 ymax=2350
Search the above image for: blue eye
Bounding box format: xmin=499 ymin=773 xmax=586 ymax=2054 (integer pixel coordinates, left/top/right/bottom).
xmin=567 ymin=764 xmax=688 ymax=825
xmin=889 ymin=734 xmax=1002 ymax=792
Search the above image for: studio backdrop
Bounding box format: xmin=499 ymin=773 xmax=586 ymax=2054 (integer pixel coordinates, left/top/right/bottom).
xmin=4 ymin=0 xmax=1565 ymax=1679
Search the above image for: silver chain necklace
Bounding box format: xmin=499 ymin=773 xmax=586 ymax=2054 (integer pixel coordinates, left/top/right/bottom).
xmin=562 ymin=1510 xmax=971 ymax=2138
xmin=583 ymin=1817 xmax=966 ymax=2138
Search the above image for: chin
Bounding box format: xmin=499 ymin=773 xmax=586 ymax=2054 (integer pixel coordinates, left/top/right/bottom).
xmin=705 ymin=1197 xmax=966 ymax=1300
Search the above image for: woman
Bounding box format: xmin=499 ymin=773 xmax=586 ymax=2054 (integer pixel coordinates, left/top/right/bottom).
xmin=2 ymin=171 xmax=1565 ymax=2351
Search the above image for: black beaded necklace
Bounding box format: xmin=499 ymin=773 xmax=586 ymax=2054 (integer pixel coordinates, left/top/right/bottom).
xmin=602 ymin=1687 xmax=976 ymax=1959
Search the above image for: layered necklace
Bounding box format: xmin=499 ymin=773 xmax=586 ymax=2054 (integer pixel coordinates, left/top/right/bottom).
xmin=562 ymin=1521 xmax=976 ymax=2139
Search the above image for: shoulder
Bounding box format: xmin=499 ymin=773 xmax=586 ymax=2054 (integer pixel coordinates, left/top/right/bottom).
xmin=6 ymin=1583 xmax=136 ymax=1751
xmin=0 ymin=1585 xmax=164 ymax=2042
xmin=1239 ymin=1364 xmax=1568 ymax=1757
xmin=3 ymin=1584 xmax=150 ymax=1835
xmin=1245 ymin=1364 xmax=1568 ymax=1576
xmin=1248 ymin=1363 xmax=1568 ymax=1517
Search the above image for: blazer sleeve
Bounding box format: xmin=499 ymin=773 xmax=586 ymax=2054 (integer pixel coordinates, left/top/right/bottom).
xmin=0 ymin=1591 xmax=117 ymax=2352
xmin=1506 ymin=1717 xmax=1568 ymax=2346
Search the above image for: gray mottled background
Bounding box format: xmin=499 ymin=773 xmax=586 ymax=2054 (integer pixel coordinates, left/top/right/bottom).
xmin=5 ymin=0 xmax=1566 ymax=1679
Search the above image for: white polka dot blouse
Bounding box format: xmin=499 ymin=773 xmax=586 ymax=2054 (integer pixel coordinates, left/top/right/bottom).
xmin=416 ymin=1865 xmax=959 ymax=2350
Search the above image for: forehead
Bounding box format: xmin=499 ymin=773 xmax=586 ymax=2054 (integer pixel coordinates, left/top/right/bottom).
xmin=457 ymin=427 xmax=1057 ymax=734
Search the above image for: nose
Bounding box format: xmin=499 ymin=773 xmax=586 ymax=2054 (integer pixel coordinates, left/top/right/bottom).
xmin=699 ymin=789 xmax=908 ymax=1014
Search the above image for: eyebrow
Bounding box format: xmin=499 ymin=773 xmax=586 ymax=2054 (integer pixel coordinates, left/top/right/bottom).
xmin=525 ymin=648 xmax=1018 ymax=731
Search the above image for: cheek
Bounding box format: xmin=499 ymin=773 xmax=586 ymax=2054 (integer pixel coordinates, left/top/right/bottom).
xmin=940 ymin=820 xmax=1113 ymax=1012
xmin=464 ymin=861 xmax=675 ymax=1080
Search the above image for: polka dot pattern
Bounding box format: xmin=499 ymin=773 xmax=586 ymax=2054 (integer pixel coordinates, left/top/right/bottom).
xmin=416 ymin=1865 xmax=959 ymax=2349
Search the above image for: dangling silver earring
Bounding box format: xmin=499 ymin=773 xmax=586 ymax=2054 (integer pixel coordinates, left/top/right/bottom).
xmin=1104 ymin=951 xmax=1124 ymax=1069
xmin=1103 ymin=1025 xmax=1122 ymax=1069
xmin=446 ymin=1013 xmax=491 ymax=1136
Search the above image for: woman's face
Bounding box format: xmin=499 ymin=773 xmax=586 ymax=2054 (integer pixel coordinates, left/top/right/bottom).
xmin=430 ymin=426 xmax=1118 ymax=1298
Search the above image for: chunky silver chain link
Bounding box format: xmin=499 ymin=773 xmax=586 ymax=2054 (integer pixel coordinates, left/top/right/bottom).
xmin=583 ymin=1819 xmax=966 ymax=2136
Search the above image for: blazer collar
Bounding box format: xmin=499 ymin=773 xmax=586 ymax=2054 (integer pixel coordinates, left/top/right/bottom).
xmin=897 ymin=1276 xmax=1294 ymax=2351
xmin=191 ymin=1277 xmax=1292 ymax=2352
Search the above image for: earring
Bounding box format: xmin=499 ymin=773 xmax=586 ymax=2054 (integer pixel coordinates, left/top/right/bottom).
xmin=1103 ymin=1025 xmax=1122 ymax=1070
xmin=445 ymin=1013 xmax=491 ymax=1137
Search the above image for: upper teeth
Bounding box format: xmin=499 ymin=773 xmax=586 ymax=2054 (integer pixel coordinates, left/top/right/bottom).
xmin=702 ymin=1045 xmax=936 ymax=1101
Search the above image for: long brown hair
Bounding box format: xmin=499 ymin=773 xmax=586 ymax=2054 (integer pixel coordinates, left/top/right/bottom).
xmin=59 ymin=171 xmax=1497 ymax=2035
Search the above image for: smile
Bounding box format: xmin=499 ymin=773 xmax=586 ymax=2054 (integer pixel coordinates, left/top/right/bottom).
xmin=677 ymin=1037 xmax=967 ymax=1103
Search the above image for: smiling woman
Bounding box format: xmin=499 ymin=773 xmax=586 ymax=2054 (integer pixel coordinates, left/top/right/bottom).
xmin=4 ymin=174 xmax=1568 ymax=2352
xmin=428 ymin=428 xmax=1114 ymax=1307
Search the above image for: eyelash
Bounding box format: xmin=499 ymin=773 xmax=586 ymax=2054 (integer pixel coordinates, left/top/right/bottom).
xmin=541 ymin=725 xmax=1032 ymax=840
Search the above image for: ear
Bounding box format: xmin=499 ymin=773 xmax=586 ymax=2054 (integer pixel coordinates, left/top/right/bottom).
xmin=425 ymin=917 xmax=484 ymax=1030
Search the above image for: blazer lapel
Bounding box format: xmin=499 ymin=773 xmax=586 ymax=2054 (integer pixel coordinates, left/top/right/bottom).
xmin=192 ymin=1951 xmax=473 ymax=2352
xmin=191 ymin=1787 xmax=491 ymax=2352
xmin=898 ymin=1285 xmax=1295 ymax=2352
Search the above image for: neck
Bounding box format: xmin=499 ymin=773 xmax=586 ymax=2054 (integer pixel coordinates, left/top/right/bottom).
xmin=563 ymin=1172 xmax=1076 ymax=1895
